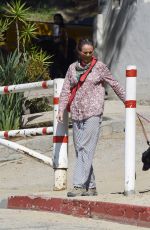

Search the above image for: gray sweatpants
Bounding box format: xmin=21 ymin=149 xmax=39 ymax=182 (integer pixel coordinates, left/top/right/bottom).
xmin=72 ymin=115 xmax=102 ymax=189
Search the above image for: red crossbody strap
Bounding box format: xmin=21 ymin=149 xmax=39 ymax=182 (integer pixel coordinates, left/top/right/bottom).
xmin=80 ymin=57 xmax=97 ymax=82
xmin=67 ymin=57 xmax=97 ymax=112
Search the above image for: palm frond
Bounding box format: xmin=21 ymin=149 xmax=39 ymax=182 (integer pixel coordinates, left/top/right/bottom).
xmin=0 ymin=18 xmax=11 ymax=42
xmin=20 ymin=23 xmax=38 ymax=45
xmin=4 ymin=0 xmax=30 ymax=23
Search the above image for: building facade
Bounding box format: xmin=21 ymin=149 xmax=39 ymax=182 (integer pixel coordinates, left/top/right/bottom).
xmin=96 ymin=0 xmax=150 ymax=101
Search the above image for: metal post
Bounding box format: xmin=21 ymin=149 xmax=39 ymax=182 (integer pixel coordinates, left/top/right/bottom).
xmin=124 ymin=65 xmax=137 ymax=195
xmin=0 ymin=127 xmax=53 ymax=138
xmin=0 ymin=138 xmax=53 ymax=166
xmin=53 ymin=79 xmax=68 ymax=191
xmin=0 ymin=80 xmax=53 ymax=94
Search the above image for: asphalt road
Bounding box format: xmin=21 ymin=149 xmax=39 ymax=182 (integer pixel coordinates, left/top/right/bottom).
xmin=0 ymin=209 xmax=148 ymax=230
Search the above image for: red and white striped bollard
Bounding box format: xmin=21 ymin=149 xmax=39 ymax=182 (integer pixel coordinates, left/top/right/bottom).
xmin=124 ymin=65 xmax=137 ymax=195
xmin=53 ymin=79 xmax=68 ymax=190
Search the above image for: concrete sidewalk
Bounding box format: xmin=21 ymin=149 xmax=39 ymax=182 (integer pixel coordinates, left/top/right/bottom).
xmin=0 ymin=100 xmax=150 ymax=227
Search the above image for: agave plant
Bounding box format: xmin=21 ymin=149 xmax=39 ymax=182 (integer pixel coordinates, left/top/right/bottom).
xmin=0 ymin=49 xmax=27 ymax=85
xmin=30 ymin=48 xmax=53 ymax=67
xmin=0 ymin=50 xmax=27 ymax=130
xmin=0 ymin=18 xmax=10 ymax=43
xmin=20 ymin=22 xmax=38 ymax=54
xmin=3 ymin=0 xmax=30 ymax=53
xmin=0 ymin=93 xmax=23 ymax=130
xmin=26 ymin=48 xmax=53 ymax=81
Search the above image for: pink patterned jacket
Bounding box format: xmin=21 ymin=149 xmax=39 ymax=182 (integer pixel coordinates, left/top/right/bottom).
xmin=58 ymin=60 xmax=125 ymax=120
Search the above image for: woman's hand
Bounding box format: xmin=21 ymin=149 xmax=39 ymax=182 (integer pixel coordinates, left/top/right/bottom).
xmin=56 ymin=111 xmax=64 ymax=123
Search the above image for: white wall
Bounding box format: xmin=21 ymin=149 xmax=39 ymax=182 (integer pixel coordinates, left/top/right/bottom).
xmin=97 ymin=0 xmax=150 ymax=101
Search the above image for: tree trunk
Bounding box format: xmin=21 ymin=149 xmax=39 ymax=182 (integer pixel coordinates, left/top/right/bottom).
xmin=16 ymin=19 xmax=20 ymax=53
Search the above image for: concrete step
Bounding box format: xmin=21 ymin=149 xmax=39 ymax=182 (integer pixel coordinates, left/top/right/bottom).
xmin=22 ymin=111 xmax=53 ymax=128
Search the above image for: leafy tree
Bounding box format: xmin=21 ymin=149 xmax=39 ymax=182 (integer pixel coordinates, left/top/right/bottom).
xmin=3 ymin=0 xmax=30 ymax=52
xmin=0 ymin=1 xmax=53 ymax=130
xmin=2 ymin=0 xmax=52 ymax=81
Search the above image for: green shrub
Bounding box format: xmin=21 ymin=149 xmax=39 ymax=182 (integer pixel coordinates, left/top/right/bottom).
xmin=0 ymin=1 xmax=52 ymax=130
xmin=26 ymin=48 xmax=52 ymax=81
xmin=0 ymin=50 xmax=27 ymax=130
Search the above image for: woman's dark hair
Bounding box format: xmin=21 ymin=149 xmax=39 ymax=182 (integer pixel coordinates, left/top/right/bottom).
xmin=77 ymin=38 xmax=94 ymax=51
xmin=53 ymin=13 xmax=64 ymax=26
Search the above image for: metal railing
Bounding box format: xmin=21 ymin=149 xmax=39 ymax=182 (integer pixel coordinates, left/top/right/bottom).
xmin=0 ymin=79 xmax=68 ymax=191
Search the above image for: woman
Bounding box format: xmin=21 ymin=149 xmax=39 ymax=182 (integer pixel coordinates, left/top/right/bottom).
xmin=52 ymin=13 xmax=68 ymax=58
xmin=50 ymin=13 xmax=69 ymax=79
xmin=57 ymin=38 xmax=125 ymax=197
